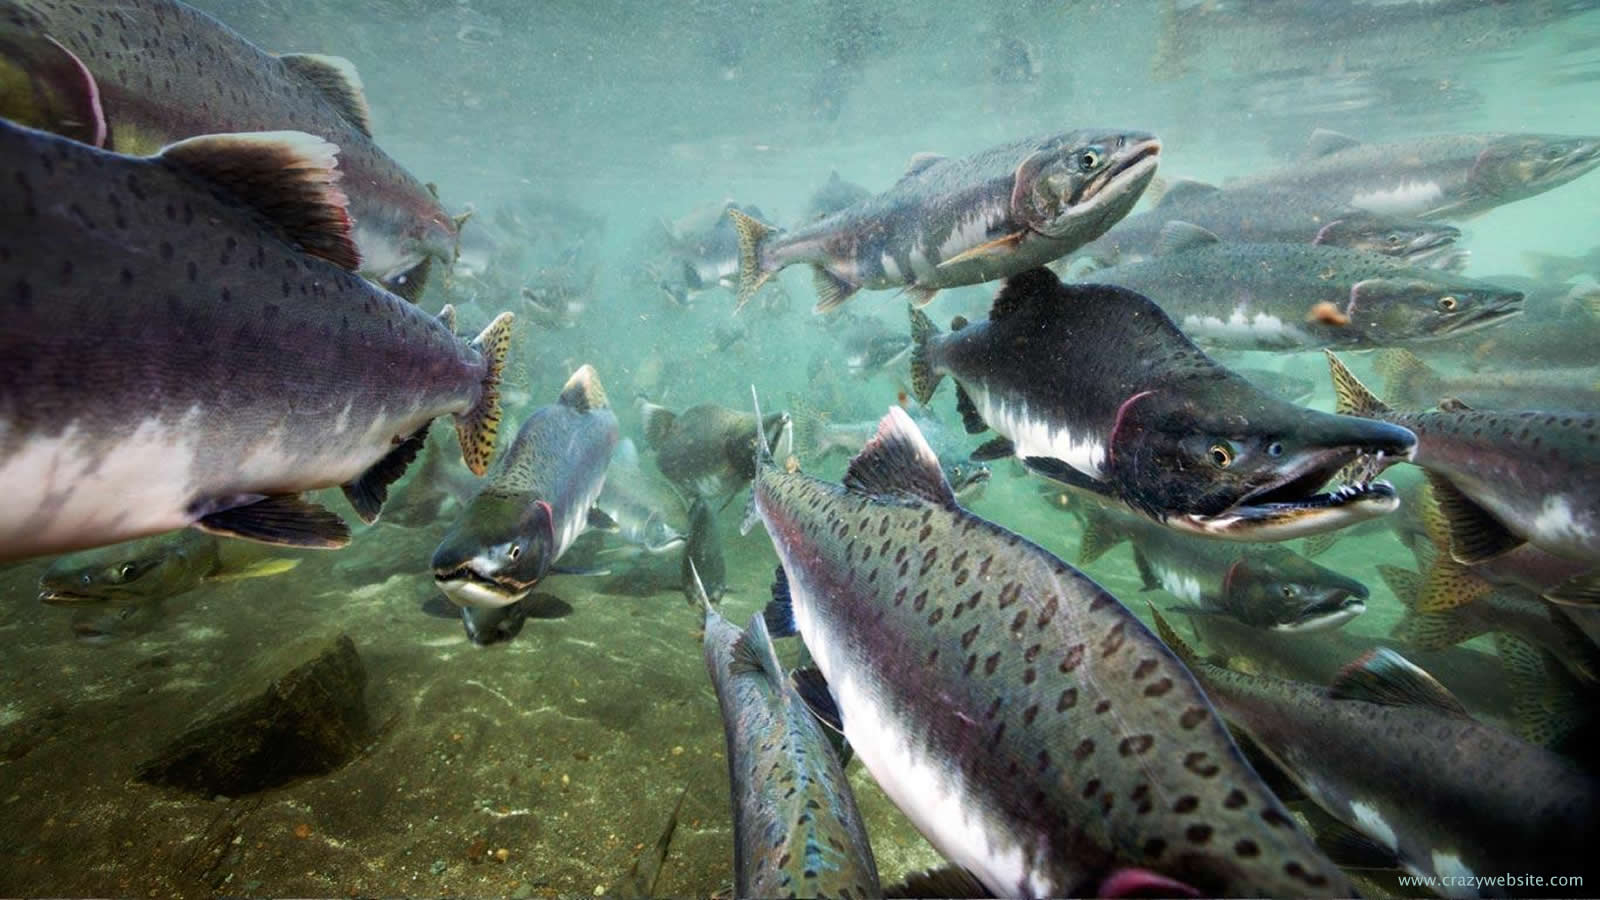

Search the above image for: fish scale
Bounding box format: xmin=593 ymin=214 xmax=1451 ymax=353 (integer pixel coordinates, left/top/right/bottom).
xmin=699 ymin=591 xmax=880 ymax=898
xmin=749 ymin=405 xmax=1350 ymax=897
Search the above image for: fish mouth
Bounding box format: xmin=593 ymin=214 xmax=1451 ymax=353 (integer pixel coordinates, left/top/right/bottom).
xmin=1074 ymin=138 xmax=1163 ymax=209
xmin=951 ymin=467 xmax=993 ymax=499
xmin=1180 ymin=445 xmax=1409 ymax=541
xmin=1277 ymin=593 xmax=1367 ymax=633
xmin=433 ymin=564 xmax=531 ymax=608
xmin=38 ymin=588 xmax=115 ymax=608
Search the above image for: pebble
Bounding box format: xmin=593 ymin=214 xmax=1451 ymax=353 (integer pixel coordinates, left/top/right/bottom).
xmin=511 ymin=884 xmax=534 ymax=900
xmin=593 ymin=885 xmax=605 ymax=896
xmin=670 ymin=745 xmax=684 ymax=756
xmin=430 ymin=859 xmax=447 ymax=876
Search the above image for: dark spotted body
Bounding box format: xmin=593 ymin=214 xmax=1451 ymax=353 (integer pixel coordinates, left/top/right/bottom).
xmin=702 ymin=607 xmax=880 ymax=899
xmin=1163 ymin=619 xmax=1600 ymax=890
xmin=0 ymin=0 xmax=455 ymax=282
xmin=1331 ymin=356 xmax=1600 ymax=567
xmin=0 ymin=121 xmax=500 ymax=560
xmin=749 ymin=408 xmax=1349 ymax=897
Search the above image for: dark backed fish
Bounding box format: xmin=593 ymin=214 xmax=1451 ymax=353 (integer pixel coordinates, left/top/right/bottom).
xmin=730 ymin=130 xmax=1160 ymax=310
xmin=0 ymin=121 xmax=510 ymax=560
xmin=1083 ymin=227 xmax=1523 ymax=351
xmin=0 ymin=0 xmax=459 ymax=294
xmin=681 ymin=496 xmax=726 ymax=604
xmin=910 ymin=267 xmax=1416 ymax=541
xmin=1077 ymin=505 xmax=1367 ymax=633
xmin=432 ymin=365 xmax=618 ymax=608
xmin=1155 ymin=609 xmax=1600 ymax=891
xmin=38 ymin=530 xmax=300 ymax=608
xmin=744 ymin=402 xmax=1350 ymax=897
xmin=638 ymin=397 xmax=790 ymax=503
xmin=695 ymin=566 xmax=881 ymax=899
xmin=1328 ymin=352 xmax=1600 ymax=605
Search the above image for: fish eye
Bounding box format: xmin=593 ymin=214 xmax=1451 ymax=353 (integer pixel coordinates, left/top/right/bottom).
xmin=1280 ymin=586 xmax=1296 ymax=599
xmin=1207 ymin=442 xmax=1235 ymax=468
xmin=117 ymin=563 xmax=135 ymax=579
xmin=507 ymin=544 xmax=522 ymax=561
xmin=1266 ymin=442 xmax=1284 ymax=457
xmin=951 ymin=465 xmax=964 ymax=478
xmin=1385 ymin=232 xmax=1403 ymax=245
xmin=1437 ymin=295 xmax=1458 ymax=311
xmin=1079 ymin=148 xmax=1103 ymax=170
xmin=1543 ymin=145 xmax=1566 ymax=161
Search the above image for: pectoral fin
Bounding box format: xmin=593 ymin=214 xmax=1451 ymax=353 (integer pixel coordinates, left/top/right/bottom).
xmin=936 ymin=231 xmax=1026 ymax=270
xmin=195 ymin=495 xmax=350 ymax=549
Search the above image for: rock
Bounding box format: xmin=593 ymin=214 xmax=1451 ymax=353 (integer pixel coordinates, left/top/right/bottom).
xmin=136 ymin=633 xmax=370 ymax=796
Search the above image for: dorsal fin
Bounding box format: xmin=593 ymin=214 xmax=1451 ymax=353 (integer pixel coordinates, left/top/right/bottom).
xmin=1437 ymin=397 xmax=1473 ymax=412
xmin=1328 ymin=648 xmax=1469 ymax=715
xmin=158 ymin=131 xmax=360 ymax=271
xmin=558 ymin=364 xmax=608 ymax=412
xmin=1324 ymin=350 xmax=1391 ymax=417
xmin=903 ymin=152 xmax=947 ymax=178
xmin=1154 ymin=221 xmax=1221 ymax=256
xmin=844 ymin=407 xmax=956 ymax=507
xmin=1305 ymin=128 xmax=1363 ymax=158
xmin=436 ymin=303 xmax=457 ymax=335
xmin=991 ymin=266 xmax=1062 ymax=320
xmin=1154 ymin=178 xmax=1220 ymax=208
xmin=728 ymin=610 xmax=785 ymax=683
xmin=277 ymin=53 xmax=372 ymax=136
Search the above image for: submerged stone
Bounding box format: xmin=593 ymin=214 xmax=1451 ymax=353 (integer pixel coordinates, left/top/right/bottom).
xmin=136 ymin=633 xmax=370 ymax=796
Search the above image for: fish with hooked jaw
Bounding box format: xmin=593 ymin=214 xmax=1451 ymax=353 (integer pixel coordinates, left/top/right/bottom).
xmin=729 ymin=129 xmax=1161 ymax=311
xmin=432 ymin=365 xmax=618 ymax=609
xmin=909 ymin=267 xmax=1417 ymax=541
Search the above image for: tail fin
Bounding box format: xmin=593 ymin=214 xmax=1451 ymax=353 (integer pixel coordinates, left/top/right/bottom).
xmin=787 ymin=393 xmax=831 ymax=459
xmin=1077 ymin=505 xmax=1128 ymax=565
xmin=1374 ymin=349 xmax=1434 ymax=409
xmin=728 ymin=208 xmax=777 ymax=311
xmin=1495 ymin=633 xmax=1586 ymax=748
xmin=1379 ymin=564 xmax=1487 ymax=650
xmin=458 ymin=311 xmax=514 ymax=475
xmin=1301 ymin=531 xmax=1342 ymax=558
xmin=637 ymin=395 xmax=677 ymax=450
xmin=908 ymin=305 xmax=944 ymax=405
xmin=1324 ymin=350 xmax=1391 ymax=417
